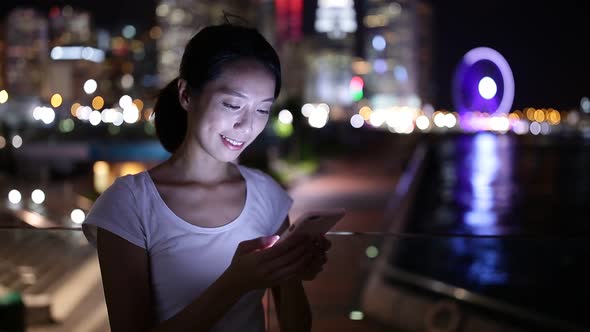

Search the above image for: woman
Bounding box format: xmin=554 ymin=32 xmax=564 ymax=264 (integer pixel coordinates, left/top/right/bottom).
xmin=82 ymin=24 xmax=330 ymax=332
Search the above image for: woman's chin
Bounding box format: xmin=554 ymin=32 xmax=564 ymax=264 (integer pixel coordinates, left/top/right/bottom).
xmin=213 ymin=149 xmax=245 ymax=163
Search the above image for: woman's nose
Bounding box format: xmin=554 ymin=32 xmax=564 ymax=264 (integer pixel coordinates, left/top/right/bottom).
xmin=233 ymin=110 xmax=253 ymax=134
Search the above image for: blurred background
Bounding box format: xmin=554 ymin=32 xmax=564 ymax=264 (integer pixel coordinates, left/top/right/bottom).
xmin=0 ymin=0 xmax=589 ymax=331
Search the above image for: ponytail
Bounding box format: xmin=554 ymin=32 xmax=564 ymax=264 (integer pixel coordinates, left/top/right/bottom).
xmin=153 ymin=78 xmax=186 ymax=153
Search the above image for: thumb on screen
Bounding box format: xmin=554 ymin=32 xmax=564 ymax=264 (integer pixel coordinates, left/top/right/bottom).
xmin=237 ymin=235 xmax=280 ymax=254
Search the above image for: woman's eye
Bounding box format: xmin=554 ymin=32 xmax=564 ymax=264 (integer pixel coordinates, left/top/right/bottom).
xmin=257 ymin=109 xmax=270 ymax=115
xmin=223 ymin=102 xmax=240 ymax=110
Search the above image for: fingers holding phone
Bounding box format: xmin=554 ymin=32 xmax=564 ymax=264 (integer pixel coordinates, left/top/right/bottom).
xmin=228 ymin=234 xmax=314 ymax=290
xmin=269 ymin=234 xmax=328 ymax=282
xmin=250 ymin=208 xmax=344 ymax=283
xmin=282 ymin=209 xmax=343 ymax=280
xmin=277 ymin=208 xmax=345 ymax=244
xmin=300 ymin=234 xmax=331 ymax=280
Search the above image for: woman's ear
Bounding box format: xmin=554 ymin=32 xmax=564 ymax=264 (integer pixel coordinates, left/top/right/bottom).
xmin=177 ymin=78 xmax=191 ymax=112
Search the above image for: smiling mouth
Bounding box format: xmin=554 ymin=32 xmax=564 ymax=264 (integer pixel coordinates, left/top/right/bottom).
xmin=220 ymin=134 xmax=245 ymax=150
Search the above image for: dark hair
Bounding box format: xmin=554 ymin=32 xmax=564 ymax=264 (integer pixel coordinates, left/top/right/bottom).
xmin=153 ymin=24 xmax=282 ymax=153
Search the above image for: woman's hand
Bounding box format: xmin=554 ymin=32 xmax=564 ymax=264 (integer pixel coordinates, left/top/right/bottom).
xmin=225 ymin=234 xmax=315 ymax=292
xmin=299 ymin=235 xmax=331 ymax=281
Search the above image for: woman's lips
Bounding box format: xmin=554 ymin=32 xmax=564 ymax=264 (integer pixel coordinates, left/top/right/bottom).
xmin=220 ymin=134 xmax=245 ymax=150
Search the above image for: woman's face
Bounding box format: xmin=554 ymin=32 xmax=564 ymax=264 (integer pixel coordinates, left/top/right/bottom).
xmin=186 ymin=59 xmax=276 ymax=163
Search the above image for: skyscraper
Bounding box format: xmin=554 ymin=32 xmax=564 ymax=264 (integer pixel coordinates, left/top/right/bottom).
xmin=45 ymin=6 xmax=102 ymax=103
xmin=362 ymin=0 xmax=432 ymax=109
xmin=48 ymin=5 xmax=92 ymax=47
xmin=155 ymin=0 xmax=256 ymax=86
xmin=416 ymin=1 xmax=433 ymax=106
xmin=4 ymin=8 xmax=49 ymax=98
xmin=303 ymin=0 xmax=357 ymax=106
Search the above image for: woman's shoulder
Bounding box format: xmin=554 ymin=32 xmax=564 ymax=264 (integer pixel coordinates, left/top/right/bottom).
xmin=100 ymin=171 xmax=151 ymax=203
xmin=119 ymin=170 xmax=149 ymax=185
xmin=83 ymin=171 xmax=151 ymax=249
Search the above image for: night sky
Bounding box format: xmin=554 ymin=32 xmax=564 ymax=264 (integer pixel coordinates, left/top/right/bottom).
xmin=1 ymin=0 xmax=590 ymax=110
xmin=429 ymin=0 xmax=590 ymax=110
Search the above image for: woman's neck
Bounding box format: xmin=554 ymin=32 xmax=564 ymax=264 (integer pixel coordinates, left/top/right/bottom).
xmin=159 ymin=140 xmax=237 ymax=185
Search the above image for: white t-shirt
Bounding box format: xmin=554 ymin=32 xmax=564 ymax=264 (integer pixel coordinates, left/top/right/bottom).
xmin=82 ymin=164 xmax=293 ymax=331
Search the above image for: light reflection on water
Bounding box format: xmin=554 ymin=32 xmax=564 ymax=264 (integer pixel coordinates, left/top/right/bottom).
xmin=410 ymin=132 xmax=590 ymax=235
xmin=389 ymin=133 xmax=590 ymax=327
xmin=459 ymin=133 xmax=514 ymax=232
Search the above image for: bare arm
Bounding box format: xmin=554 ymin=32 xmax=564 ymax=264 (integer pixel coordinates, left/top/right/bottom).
xmin=97 ymin=228 xmax=246 ymax=332
xmin=97 ymin=226 xmax=313 ymax=332
xmin=272 ymin=282 xmax=312 ymax=332
xmin=97 ymin=228 xmax=155 ymax=332
xmin=271 ymin=217 xmax=312 ymax=332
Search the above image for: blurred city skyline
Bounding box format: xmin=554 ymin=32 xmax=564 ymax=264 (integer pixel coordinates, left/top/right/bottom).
xmin=1 ymin=0 xmax=589 ymax=110
xmin=0 ymin=4 xmax=588 ymax=331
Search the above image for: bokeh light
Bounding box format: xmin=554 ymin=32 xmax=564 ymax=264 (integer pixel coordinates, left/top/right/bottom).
xmin=122 ymin=25 xmax=136 ymax=39
xmin=444 ymin=113 xmax=457 ymax=128
xmin=301 ymin=103 xmax=314 ymax=117
xmin=133 ymin=99 xmax=144 ymax=111
xmin=433 ymin=112 xmax=446 ymax=128
xmin=308 ymin=104 xmax=329 ymax=128
xmin=50 ymin=93 xmax=63 ymax=108
xmin=272 ymin=120 xmax=293 ymax=138
xmin=530 ymin=122 xmax=541 ymax=135
xmin=92 ymin=96 xmax=105 ymax=110
xmin=350 ymin=114 xmax=364 ymax=128
xmin=416 ymin=115 xmax=430 ymax=130
xmin=278 ymin=109 xmax=293 ymax=124
xmin=581 ymin=97 xmax=590 ymax=113
xmin=83 ymin=79 xmax=98 ymax=94
xmin=478 ymin=76 xmax=497 ymax=100
xmin=149 ymin=26 xmax=162 ymax=39
xmin=119 ymin=95 xmax=133 ymax=109
xmin=121 ymin=74 xmax=134 ymax=89
xmin=70 ymin=102 xmax=81 ymax=116
xmin=373 ymin=59 xmax=387 ymax=73
xmin=123 ymin=104 xmax=140 ymax=123
xmin=59 ymin=119 xmax=75 ymax=133
xmin=89 ymin=110 xmax=102 ymax=126
xmin=349 ymin=311 xmax=364 ymax=321
xmin=12 ymin=135 xmax=22 ymax=148
xmin=31 ymin=189 xmax=45 ymax=204
xmin=41 ymin=107 xmax=56 ymax=124
xmin=8 ymin=189 xmax=22 ymax=204
xmin=369 ymin=111 xmax=385 ymax=127
xmin=371 ymin=35 xmax=386 ymax=51
xmin=359 ymin=106 xmax=372 ymax=120
xmin=71 ymin=209 xmax=86 ymax=224
xmin=365 ymin=246 xmax=379 ymax=258
xmin=349 ymin=76 xmax=364 ymax=101
xmin=156 ymin=4 xmax=170 ymax=17
xmin=0 ymin=90 xmax=8 ymax=104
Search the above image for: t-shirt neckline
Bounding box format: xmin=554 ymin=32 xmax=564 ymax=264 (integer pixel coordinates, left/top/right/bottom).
xmin=143 ymin=164 xmax=250 ymax=234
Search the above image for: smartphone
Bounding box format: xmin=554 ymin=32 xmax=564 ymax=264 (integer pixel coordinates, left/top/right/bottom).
xmin=278 ymin=208 xmax=346 ymax=242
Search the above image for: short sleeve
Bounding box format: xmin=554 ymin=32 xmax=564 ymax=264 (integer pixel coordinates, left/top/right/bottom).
xmin=82 ymin=176 xmax=147 ymax=249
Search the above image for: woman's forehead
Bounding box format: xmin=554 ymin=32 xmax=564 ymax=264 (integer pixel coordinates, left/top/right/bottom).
xmin=209 ymin=67 xmax=275 ymax=98
xmin=218 ymin=60 xmax=274 ymax=80
xmin=214 ymin=86 xmax=275 ymax=102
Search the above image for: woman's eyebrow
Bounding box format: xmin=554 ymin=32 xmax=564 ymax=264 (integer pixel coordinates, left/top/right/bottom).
xmin=218 ymin=87 xmax=274 ymax=102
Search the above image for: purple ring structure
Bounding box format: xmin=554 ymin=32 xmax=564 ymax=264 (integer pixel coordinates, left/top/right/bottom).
xmin=453 ymin=47 xmax=515 ymax=118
